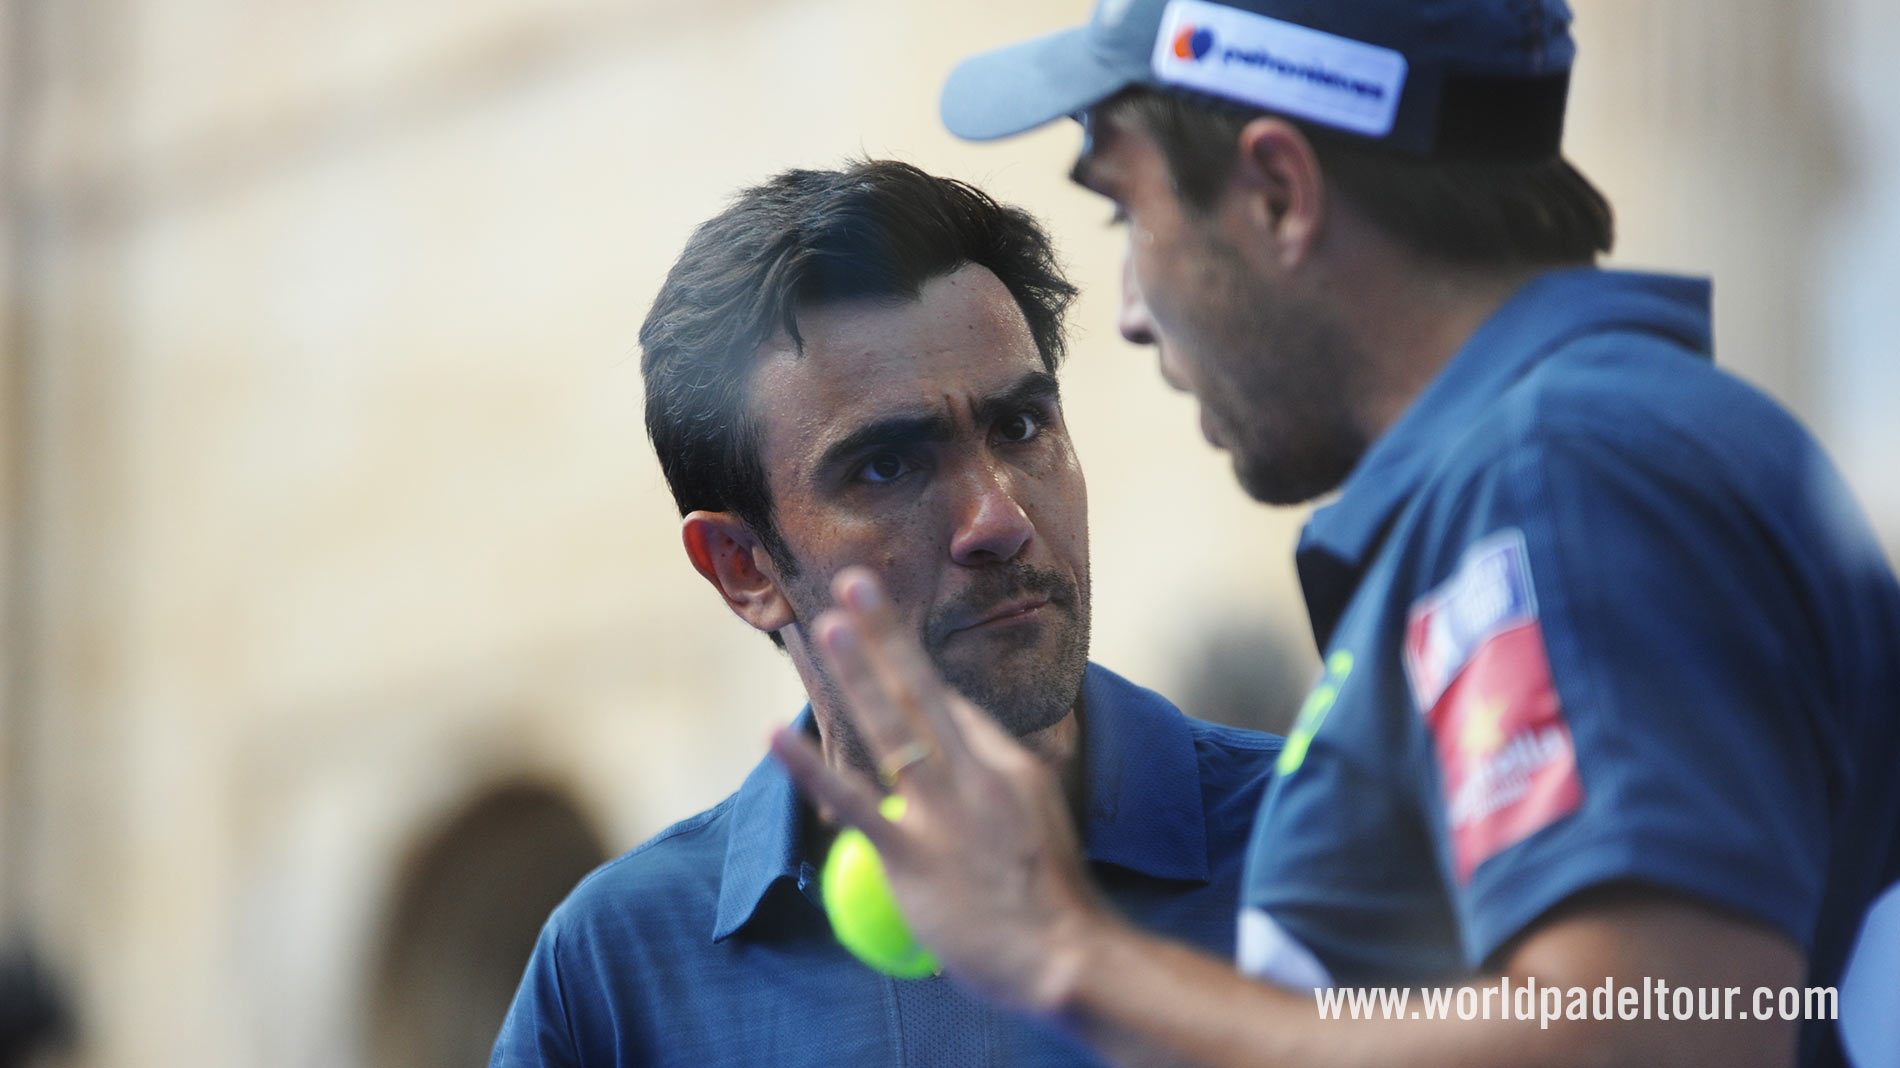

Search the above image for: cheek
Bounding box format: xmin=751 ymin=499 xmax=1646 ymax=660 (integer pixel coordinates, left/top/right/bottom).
xmin=1129 ymin=225 xmax=1195 ymax=315
xmin=820 ymin=519 xmax=941 ymax=611
xmin=1036 ymin=454 xmax=1091 ymax=562
xmin=779 ymin=508 xmax=900 ymax=583
xmin=1155 ymin=343 xmax=1195 ymax=390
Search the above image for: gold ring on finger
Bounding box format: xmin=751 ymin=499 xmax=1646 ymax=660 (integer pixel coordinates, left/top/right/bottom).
xmin=876 ymin=739 xmax=935 ymax=788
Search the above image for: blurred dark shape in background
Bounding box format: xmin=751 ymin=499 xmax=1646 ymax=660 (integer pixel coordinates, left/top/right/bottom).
xmin=368 ymin=782 xmax=606 ymax=1068
xmin=0 ymin=938 xmax=71 ymax=1068
xmin=1175 ymin=619 xmax=1317 ymax=738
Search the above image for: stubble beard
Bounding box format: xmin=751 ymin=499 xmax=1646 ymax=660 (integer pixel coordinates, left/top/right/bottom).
xmin=1192 ymin=234 xmax=1371 ymax=506
xmin=925 ymin=561 xmax=1091 ymax=739
xmin=782 ymin=558 xmax=1091 ymax=773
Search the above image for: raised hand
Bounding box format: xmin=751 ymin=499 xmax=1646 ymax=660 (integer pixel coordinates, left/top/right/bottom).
xmin=770 ymin=566 xmax=1111 ymax=1014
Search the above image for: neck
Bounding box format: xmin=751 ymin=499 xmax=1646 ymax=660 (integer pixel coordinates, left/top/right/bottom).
xmin=812 ymin=697 xmax=1086 ymax=806
xmin=1023 ymin=708 xmax=1087 ymax=819
xmin=802 ymin=691 xmax=1088 ymax=829
xmin=1387 ymin=267 xmax=1547 ymax=431
xmin=1317 ymin=212 xmax=1569 ymax=444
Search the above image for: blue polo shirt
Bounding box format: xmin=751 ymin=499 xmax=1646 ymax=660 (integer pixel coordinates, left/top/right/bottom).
xmin=492 ymin=663 xmax=1279 ymax=1067
xmin=1238 ymin=269 xmax=1900 ymax=1067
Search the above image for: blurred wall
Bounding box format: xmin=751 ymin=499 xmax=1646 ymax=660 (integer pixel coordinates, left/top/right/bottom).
xmin=0 ymin=1 xmax=1893 ymax=1066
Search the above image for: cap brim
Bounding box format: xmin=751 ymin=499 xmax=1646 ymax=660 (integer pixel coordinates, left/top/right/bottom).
xmin=940 ymin=25 xmax=1146 ymax=142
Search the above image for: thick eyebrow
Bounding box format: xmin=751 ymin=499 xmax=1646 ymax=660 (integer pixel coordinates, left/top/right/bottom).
xmin=973 ymin=371 xmax=1062 ymax=429
xmin=815 ymin=411 xmax=957 ymax=480
xmin=813 ymin=371 xmax=1063 ymax=479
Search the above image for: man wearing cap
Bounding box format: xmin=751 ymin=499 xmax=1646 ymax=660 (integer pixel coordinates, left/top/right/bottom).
xmin=489 ymin=160 xmax=1282 ymax=1066
xmin=772 ymin=2 xmax=1900 ymax=1066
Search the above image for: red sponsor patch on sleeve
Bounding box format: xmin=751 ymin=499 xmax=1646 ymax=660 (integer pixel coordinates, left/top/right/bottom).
xmin=1428 ymin=621 xmax=1581 ymax=882
xmin=1405 ymin=531 xmax=1582 ymax=883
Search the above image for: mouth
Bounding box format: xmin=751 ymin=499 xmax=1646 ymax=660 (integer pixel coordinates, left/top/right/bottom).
xmin=951 ymin=596 xmax=1052 ymax=635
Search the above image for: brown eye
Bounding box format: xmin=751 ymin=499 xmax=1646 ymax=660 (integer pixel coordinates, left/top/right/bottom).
xmin=859 ymin=453 xmax=911 ymax=484
xmin=998 ymin=411 xmax=1041 ymax=444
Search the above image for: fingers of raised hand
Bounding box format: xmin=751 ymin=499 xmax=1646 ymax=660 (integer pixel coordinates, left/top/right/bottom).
xmin=768 ymin=726 xmax=907 ymax=856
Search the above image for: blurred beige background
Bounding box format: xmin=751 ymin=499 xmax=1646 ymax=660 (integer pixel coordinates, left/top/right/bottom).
xmin=1 ymin=0 xmax=1894 ymax=1065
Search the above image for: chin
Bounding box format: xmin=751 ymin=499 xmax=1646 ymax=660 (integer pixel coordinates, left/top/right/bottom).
xmin=939 ymin=628 xmax=1089 ymax=740
xmin=1234 ymin=454 xmax=1304 ymax=506
xmin=1234 ymin=439 xmax=1357 ymax=506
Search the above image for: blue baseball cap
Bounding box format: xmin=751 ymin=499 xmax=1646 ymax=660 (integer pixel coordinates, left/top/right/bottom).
xmin=941 ymin=0 xmax=1576 ymax=159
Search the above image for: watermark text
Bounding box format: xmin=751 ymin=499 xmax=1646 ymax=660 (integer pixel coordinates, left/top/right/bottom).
xmin=1315 ymin=977 xmax=1837 ymax=1028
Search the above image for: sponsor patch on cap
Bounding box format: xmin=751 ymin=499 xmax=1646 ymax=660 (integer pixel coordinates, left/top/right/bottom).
xmin=1151 ymin=0 xmax=1407 ymax=138
xmin=1405 ymin=531 xmax=1581 ymax=883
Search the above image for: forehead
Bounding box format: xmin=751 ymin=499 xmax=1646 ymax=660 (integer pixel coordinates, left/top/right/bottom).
xmin=749 ymin=264 xmax=1045 ymax=465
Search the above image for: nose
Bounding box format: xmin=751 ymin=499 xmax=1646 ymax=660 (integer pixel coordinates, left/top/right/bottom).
xmin=1117 ymin=250 xmax=1156 ymax=347
xmin=948 ymin=462 xmax=1034 ymax=566
xmin=1117 ymin=248 xmax=1189 ymax=393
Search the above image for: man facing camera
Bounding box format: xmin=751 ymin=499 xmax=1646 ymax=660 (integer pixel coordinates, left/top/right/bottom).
xmin=489 ymin=160 xmax=1282 ymax=1067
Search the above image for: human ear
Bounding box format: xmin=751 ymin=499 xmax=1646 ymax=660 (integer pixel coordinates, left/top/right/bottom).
xmin=1233 ymin=117 xmax=1326 ymax=269
xmin=681 ymin=511 xmax=797 ymax=634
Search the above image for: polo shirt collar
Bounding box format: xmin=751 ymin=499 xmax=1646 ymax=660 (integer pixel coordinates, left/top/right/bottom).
xmin=1074 ymin=663 xmax=1212 ymax=881
xmin=712 ymin=712 xmax=813 ymax=943
xmin=1298 ymin=268 xmax=1711 ymax=586
xmin=710 ymin=662 xmax=1211 ymax=942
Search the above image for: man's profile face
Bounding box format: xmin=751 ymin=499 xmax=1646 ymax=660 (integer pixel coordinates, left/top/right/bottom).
xmin=1073 ymin=110 xmax=1368 ymax=505
xmin=749 ymin=263 xmax=1092 ymax=757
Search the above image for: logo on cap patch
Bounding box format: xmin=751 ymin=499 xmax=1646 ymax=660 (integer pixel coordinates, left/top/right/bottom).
xmin=1172 ymin=25 xmax=1214 ymax=61
xmin=1152 ymin=0 xmax=1406 ymax=138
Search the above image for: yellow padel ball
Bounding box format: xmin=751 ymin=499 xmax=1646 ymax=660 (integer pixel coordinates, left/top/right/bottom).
xmin=821 ymin=794 xmax=940 ymax=979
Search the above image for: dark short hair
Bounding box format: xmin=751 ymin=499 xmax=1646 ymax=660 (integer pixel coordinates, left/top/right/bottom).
xmin=1100 ymin=87 xmax=1614 ymax=266
xmin=639 ymin=161 xmax=1077 ymax=640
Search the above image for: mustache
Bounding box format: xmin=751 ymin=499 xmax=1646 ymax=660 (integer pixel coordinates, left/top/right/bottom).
xmin=923 ymin=563 xmax=1077 ymax=649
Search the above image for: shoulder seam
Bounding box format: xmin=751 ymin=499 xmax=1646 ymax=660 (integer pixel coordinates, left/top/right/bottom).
xmin=1185 ymin=719 xmax=1285 ymax=753
xmin=568 ymin=794 xmax=737 ymax=893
